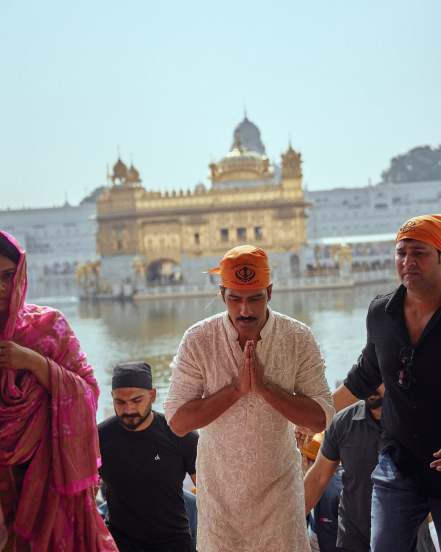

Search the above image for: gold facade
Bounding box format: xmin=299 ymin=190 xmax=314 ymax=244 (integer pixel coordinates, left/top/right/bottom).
xmin=97 ymin=118 xmax=308 ymax=272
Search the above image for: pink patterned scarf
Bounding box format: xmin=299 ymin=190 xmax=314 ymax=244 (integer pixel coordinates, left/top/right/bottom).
xmin=0 ymin=231 xmax=116 ymax=551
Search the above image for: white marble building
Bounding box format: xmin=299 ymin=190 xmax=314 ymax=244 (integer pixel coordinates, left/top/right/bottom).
xmin=0 ymin=202 xmax=97 ymax=295
xmin=303 ymin=179 xmax=441 ymax=273
xmin=306 ymin=180 xmax=441 ymax=239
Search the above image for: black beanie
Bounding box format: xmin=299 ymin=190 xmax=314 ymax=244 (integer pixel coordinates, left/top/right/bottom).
xmin=112 ymin=361 xmax=153 ymax=390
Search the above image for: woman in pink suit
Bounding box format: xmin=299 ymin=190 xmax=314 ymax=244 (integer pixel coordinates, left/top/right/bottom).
xmin=0 ymin=230 xmax=116 ymax=552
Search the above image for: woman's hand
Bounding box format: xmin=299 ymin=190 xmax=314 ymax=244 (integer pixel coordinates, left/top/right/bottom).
xmin=0 ymin=340 xmax=46 ymax=371
xmin=0 ymin=341 xmax=50 ymax=389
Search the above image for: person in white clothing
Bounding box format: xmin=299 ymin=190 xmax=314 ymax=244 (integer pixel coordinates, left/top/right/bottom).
xmin=165 ymin=245 xmax=334 ymax=552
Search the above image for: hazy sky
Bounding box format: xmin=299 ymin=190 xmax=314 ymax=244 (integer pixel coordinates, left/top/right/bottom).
xmin=1 ymin=0 xmax=440 ymax=209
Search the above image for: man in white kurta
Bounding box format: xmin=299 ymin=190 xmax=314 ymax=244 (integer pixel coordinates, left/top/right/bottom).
xmin=165 ymin=245 xmax=334 ymax=552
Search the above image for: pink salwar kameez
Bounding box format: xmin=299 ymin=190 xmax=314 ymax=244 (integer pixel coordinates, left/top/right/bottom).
xmin=0 ymin=231 xmax=116 ymax=551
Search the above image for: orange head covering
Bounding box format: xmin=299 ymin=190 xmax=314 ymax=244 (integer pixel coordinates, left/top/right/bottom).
xmin=301 ymin=432 xmax=324 ymax=461
xmin=396 ymin=214 xmax=441 ymax=251
xmin=208 ymin=245 xmax=271 ymax=290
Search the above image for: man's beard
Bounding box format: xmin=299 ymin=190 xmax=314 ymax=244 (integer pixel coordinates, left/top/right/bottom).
xmin=118 ymin=406 xmax=152 ymax=430
xmin=365 ymin=396 xmax=383 ymax=410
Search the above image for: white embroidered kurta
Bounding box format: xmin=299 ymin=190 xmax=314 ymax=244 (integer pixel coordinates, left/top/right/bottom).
xmin=165 ymin=309 xmax=334 ymax=552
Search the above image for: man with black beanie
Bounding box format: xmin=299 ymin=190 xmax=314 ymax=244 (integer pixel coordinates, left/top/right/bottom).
xmin=98 ymin=361 xmax=198 ymax=552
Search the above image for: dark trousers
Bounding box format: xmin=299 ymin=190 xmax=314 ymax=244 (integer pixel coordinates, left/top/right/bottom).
xmin=183 ymin=489 xmax=197 ymax=550
xmin=370 ymin=452 xmax=441 ymax=552
xmin=109 ymin=526 xmax=193 ymax=552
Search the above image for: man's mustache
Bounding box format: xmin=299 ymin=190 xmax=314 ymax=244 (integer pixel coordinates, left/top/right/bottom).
xmin=236 ymin=316 xmax=257 ymax=322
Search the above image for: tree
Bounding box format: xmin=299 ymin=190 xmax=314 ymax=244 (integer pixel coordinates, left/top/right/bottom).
xmin=80 ymin=186 xmax=107 ymax=204
xmin=381 ymin=145 xmax=441 ymax=183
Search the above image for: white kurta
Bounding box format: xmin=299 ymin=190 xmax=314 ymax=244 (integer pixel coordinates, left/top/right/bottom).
xmin=165 ymin=309 xmax=334 ymax=552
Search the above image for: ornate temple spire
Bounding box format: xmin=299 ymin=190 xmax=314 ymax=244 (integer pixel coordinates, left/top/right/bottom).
xmin=111 ymin=157 xmax=128 ymax=184
xmin=126 ymin=163 xmax=141 ymax=185
xmin=281 ymin=143 xmax=302 ymax=179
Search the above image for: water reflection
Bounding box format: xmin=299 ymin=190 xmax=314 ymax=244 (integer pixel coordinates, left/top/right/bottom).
xmin=29 ymin=282 xmax=396 ymax=422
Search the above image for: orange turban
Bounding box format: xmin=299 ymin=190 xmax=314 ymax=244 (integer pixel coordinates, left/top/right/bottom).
xmin=396 ymin=214 xmax=441 ymax=251
xmin=301 ymin=432 xmax=324 ymax=461
xmin=208 ymin=245 xmax=271 ymax=290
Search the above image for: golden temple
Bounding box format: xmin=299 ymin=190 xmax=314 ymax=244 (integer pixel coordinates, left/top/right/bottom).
xmin=96 ymin=116 xmax=309 ymax=286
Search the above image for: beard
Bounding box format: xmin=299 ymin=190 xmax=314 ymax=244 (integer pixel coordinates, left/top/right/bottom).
xmin=117 ymin=406 xmax=152 ymax=431
xmin=365 ymin=396 xmax=383 ymax=410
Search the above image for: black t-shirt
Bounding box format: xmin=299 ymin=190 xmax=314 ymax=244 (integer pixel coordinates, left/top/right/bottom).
xmin=98 ymin=412 xmax=198 ymax=547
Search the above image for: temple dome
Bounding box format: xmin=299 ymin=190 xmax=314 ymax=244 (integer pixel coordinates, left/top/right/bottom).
xmin=231 ymin=116 xmax=266 ymax=155
xmin=126 ymin=164 xmax=141 ymax=184
xmin=112 ymin=158 xmax=128 ymax=181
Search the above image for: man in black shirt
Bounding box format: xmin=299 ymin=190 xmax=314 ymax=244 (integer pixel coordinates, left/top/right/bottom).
xmin=99 ymin=361 xmax=198 ymax=552
xmin=304 ymin=389 xmax=383 ymax=551
xmin=333 ymin=214 xmax=441 ymax=551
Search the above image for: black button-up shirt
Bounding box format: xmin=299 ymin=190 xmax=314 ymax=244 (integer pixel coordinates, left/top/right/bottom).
xmin=321 ymin=401 xmax=382 ymax=551
xmin=344 ymin=285 xmax=441 ymax=497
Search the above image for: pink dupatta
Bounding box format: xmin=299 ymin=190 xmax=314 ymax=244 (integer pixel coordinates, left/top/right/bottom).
xmin=0 ymin=505 xmax=6 ymax=551
xmin=0 ymin=231 xmax=116 ymax=551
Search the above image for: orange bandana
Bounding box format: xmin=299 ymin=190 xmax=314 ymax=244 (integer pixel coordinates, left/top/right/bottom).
xmin=208 ymin=245 xmax=271 ymax=290
xmin=301 ymin=433 xmax=324 ymax=461
xmin=396 ymin=214 xmax=441 ymax=251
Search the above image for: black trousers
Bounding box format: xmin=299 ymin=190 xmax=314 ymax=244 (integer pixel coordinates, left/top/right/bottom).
xmin=109 ymin=526 xmax=194 ymax=552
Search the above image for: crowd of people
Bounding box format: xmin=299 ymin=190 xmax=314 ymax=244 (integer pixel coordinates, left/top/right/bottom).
xmin=1 ymin=213 xmax=441 ymax=551
xmin=310 ymin=241 xmax=396 ymax=275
